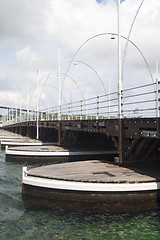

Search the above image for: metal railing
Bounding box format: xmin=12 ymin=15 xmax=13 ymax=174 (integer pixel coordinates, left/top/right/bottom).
xmin=2 ymin=80 xmax=159 ymax=126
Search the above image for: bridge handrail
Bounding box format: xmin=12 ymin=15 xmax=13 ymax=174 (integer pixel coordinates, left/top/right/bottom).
xmin=123 ymin=90 xmax=156 ymax=99
xmin=2 ymin=80 xmax=159 ymax=126
xmin=122 ymin=82 xmax=156 ymax=92
xmin=122 ymin=99 xmax=156 ymax=106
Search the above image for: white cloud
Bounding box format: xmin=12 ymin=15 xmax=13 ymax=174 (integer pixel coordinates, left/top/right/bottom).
xmin=0 ymin=0 xmax=159 ymax=112
xmin=16 ymin=46 xmax=38 ymax=62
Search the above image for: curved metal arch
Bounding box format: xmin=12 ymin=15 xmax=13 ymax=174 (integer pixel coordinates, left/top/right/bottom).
xmin=27 ymin=81 xmax=67 ymax=112
xmin=60 ymin=73 xmax=85 ymax=101
xmin=27 ymin=71 xmax=85 ymax=114
xmin=62 ymin=32 xmax=154 ymax=93
xmin=74 ymin=60 xmax=107 ymax=95
xmin=122 ymin=0 xmax=145 ymax=78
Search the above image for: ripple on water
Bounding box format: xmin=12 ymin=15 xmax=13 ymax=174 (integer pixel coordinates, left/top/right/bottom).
xmin=0 ymin=147 xmax=160 ymax=240
xmin=0 ymin=191 xmax=24 ymax=222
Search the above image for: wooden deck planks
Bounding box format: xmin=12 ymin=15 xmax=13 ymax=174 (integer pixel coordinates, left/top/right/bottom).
xmin=0 ymin=129 xmax=40 ymax=143
xmin=7 ymin=145 xmax=115 ymax=152
xmin=7 ymin=145 xmax=67 ymax=152
xmin=27 ymin=160 xmax=160 ymax=183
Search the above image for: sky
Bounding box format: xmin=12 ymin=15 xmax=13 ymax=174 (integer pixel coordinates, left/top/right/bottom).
xmin=0 ymin=0 xmax=159 ymax=112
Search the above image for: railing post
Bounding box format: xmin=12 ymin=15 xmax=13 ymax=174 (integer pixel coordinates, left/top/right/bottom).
xmin=31 ymin=111 xmax=33 ymax=121
xmin=52 ymin=108 xmax=54 ymax=121
xmin=156 ymin=60 xmax=160 ymax=137
xmin=36 ymin=110 xmax=39 ymax=140
xmin=118 ymin=89 xmax=123 ymax=165
xmin=47 ymin=109 xmax=49 ymax=121
xmin=40 ymin=111 xmax=41 ymax=121
xmin=20 ymin=106 xmax=21 ymax=122
xmin=68 ymin=101 xmax=71 ymax=120
xmin=58 ymin=120 xmax=61 ymax=145
xmin=27 ymin=122 xmax=29 ymax=137
xmin=80 ymin=99 xmax=83 ymax=120
xmin=108 ymin=79 xmax=110 ymax=119
xmin=9 ymin=107 xmax=10 ymax=122
xmin=11 ymin=106 xmax=13 ymax=121
xmin=16 ymin=107 xmax=18 ymax=123
xmin=60 ymin=105 xmax=61 ymax=120
xmin=156 ymin=79 xmax=159 ymax=118
xmin=96 ymin=96 xmax=99 ymax=120
xmin=156 ymin=81 xmax=160 ymax=138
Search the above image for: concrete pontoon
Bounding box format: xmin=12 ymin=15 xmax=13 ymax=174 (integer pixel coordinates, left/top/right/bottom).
xmin=6 ymin=145 xmax=117 ymax=163
xmin=22 ymin=160 xmax=160 ymax=212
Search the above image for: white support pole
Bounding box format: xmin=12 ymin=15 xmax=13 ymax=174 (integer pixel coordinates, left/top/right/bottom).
xmin=27 ymin=78 xmax=29 ymax=121
xmin=58 ymin=48 xmax=61 ymax=121
xmin=156 ymin=59 xmax=159 ymax=118
xmin=96 ymin=96 xmax=99 ymax=120
xmin=86 ymin=87 xmax=88 ymax=120
xmin=68 ymin=94 xmax=71 ymax=120
xmin=11 ymin=105 xmax=13 ymax=121
xmin=16 ymin=105 xmax=18 ymax=123
xmin=117 ymin=0 xmax=123 ymax=164
xmin=9 ymin=107 xmax=10 ymax=122
xmin=118 ymin=0 xmax=122 ymax=119
xmin=48 ymin=108 xmax=49 ymax=121
xmin=19 ymin=91 xmax=21 ymax=122
xmin=108 ymin=79 xmax=110 ymax=119
xmin=70 ymin=92 xmax=72 ymax=120
xmin=80 ymin=99 xmax=83 ymax=120
xmin=36 ymin=70 xmax=39 ymax=140
xmin=52 ymin=106 xmax=54 ymax=121
xmin=156 ymin=59 xmax=160 ymax=137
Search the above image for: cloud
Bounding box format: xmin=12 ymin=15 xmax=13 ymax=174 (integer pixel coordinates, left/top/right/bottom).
xmin=0 ymin=0 xmax=159 ymax=112
xmin=0 ymin=0 xmax=50 ymax=47
xmin=16 ymin=46 xmax=38 ymax=62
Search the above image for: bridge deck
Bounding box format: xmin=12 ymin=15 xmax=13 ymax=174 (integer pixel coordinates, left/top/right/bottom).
xmin=27 ymin=160 xmax=160 ymax=183
xmin=3 ymin=117 xmax=159 ymax=138
xmin=2 ymin=118 xmax=160 ymax=163
xmin=7 ymin=145 xmax=114 ymax=152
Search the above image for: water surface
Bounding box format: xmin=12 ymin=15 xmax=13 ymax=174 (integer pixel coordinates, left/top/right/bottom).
xmin=0 ymin=150 xmax=160 ymax=240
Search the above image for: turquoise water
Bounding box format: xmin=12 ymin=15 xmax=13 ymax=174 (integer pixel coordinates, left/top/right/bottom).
xmin=0 ymin=150 xmax=160 ymax=240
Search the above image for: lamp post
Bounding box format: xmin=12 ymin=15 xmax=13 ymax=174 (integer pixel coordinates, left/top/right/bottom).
xmin=156 ymin=59 xmax=159 ymax=119
xmin=36 ymin=70 xmax=39 ymax=140
xmin=118 ymin=0 xmax=122 ymax=119
xmin=108 ymin=78 xmax=111 ymax=118
xmin=58 ymin=48 xmax=62 ymax=144
xmin=58 ymin=48 xmax=61 ymax=121
xmin=19 ymin=90 xmax=22 ymax=122
xmin=156 ymin=59 xmax=159 ymax=137
xmin=27 ymin=78 xmax=30 ymax=121
xmin=117 ymin=0 xmax=123 ymax=164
